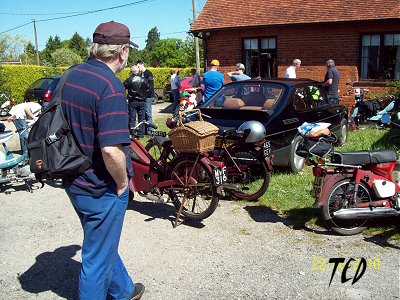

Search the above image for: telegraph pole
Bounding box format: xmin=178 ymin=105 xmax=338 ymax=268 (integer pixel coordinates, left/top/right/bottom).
xmin=33 ymin=19 xmax=40 ymax=65
xmin=192 ymin=0 xmax=200 ymax=72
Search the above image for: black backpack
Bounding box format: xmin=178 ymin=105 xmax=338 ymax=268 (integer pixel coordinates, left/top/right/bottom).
xmin=27 ymin=68 xmax=91 ymax=180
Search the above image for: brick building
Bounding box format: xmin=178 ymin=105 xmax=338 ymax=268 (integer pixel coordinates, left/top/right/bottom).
xmin=190 ymin=0 xmax=400 ymax=107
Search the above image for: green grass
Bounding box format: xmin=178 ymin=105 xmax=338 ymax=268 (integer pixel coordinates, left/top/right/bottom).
xmin=153 ymin=116 xmax=400 ymax=242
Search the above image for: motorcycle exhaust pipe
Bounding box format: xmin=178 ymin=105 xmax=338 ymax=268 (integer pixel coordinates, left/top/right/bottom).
xmin=333 ymin=207 xmax=400 ymax=219
xmin=221 ymin=183 xmax=240 ymax=191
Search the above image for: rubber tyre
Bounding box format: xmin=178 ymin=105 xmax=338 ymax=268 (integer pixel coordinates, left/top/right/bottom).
xmin=228 ymin=150 xmax=271 ymax=201
xmin=336 ymin=118 xmax=348 ymax=146
xmin=151 ymin=93 xmax=159 ymax=105
xmin=321 ymin=179 xmax=370 ymax=235
xmin=288 ymin=135 xmax=305 ymax=173
xmin=167 ymin=154 xmax=219 ymax=220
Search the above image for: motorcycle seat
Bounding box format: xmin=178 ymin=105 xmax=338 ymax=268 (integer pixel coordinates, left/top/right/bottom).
xmin=332 ymin=150 xmax=399 ymax=165
xmin=217 ymin=126 xmax=236 ymax=137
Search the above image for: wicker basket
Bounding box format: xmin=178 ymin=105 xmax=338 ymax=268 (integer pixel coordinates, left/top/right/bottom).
xmin=168 ymin=109 xmax=219 ymax=153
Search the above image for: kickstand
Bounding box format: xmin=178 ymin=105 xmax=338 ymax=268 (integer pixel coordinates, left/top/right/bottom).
xmin=172 ymin=196 xmax=186 ymax=228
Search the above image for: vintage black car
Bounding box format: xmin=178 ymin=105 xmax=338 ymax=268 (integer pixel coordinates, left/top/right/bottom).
xmin=197 ymin=79 xmax=349 ymax=172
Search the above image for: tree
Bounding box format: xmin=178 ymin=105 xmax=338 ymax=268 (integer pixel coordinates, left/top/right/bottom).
xmin=0 ymin=34 xmax=28 ymax=60
xmin=145 ymin=27 xmax=160 ymax=52
xmin=127 ymin=48 xmax=144 ymax=66
xmin=41 ymin=35 xmax=62 ymax=66
xmin=181 ymin=34 xmax=204 ymax=68
xmin=51 ymin=48 xmax=83 ymax=67
xmin=148 ymin=38 xmax=186 ymax=67
xmin=19 ymin=42 xmax=37 ymax=65
xmin=69 ymin=32 xmax=88 ymax=60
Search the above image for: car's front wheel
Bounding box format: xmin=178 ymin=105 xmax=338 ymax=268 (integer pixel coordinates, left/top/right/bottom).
xmin=288 ymin=135 xmax=305 ymax=173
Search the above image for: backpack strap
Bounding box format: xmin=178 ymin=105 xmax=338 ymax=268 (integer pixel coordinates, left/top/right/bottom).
xmin=52 ymin=67 xmax=75 ymax=105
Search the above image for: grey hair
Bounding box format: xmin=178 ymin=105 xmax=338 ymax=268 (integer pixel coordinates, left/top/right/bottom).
xmin=88 ymin=43 xmax=128 ymax=62
xmin=293 ymin=59 xmax=301 ymax=66
xmin=326 ymin=59 xmax=335 ymax=68
xmin=236 ymin=63 xmax=245 ymax=71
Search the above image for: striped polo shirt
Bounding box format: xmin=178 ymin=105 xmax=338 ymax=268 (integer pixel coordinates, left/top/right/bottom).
xmin=61 ymin=57 xmax=133 ymax=196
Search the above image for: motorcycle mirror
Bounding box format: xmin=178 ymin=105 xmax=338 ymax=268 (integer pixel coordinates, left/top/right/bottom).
xmin=380 ymin=113 xmax=391 ymax=125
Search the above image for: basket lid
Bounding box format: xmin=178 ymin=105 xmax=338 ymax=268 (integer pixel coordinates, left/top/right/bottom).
xmin=183 ymin=120 xmax=219 ymax=136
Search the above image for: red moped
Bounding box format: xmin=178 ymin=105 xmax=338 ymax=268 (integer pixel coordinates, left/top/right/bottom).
xmin=298 ymin=133 xmax=400 ymax=235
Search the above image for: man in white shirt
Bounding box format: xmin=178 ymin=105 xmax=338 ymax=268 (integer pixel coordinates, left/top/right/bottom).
xmin=284 ymin=59 xmax=301 ymax=78
xmin=170 ymin=69 xmax=181 ymax=113
xmin=7 ymin=102 xmax=41 ymax=153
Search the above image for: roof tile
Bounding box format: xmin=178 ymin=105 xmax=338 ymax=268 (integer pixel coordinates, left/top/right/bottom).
xmin=191 ymin=0 xmax=400 ymax=31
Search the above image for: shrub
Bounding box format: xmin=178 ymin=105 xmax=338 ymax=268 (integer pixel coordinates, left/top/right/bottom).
xmin=1 ymin=65 xmax=195 ymax=103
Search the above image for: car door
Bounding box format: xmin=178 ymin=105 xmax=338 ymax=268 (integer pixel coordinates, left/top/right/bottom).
xmin=306 ymin=84 xmax=342 ymax=130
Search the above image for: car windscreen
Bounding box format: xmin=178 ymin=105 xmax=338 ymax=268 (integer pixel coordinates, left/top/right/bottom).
xmin=28 ymin=78 xmax=56 ymax=90
xmin=202 ymin=82 xmax=285 ymax=111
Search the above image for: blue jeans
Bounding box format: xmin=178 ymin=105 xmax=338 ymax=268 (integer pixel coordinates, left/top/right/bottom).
xmin=13 ymin=118 xmax=28 ymax=154
xmin=144 ymin=98 xmax=152 ymax=134
xmin=172 ymin=89 xmax=180 ymax=112
xmin=128 ymin=100 xmax=146 ymax=137
xmin=66 ymin=185 xmax=135 ymax=300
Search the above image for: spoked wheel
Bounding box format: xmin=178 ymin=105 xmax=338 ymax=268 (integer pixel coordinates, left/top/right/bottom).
xmin=145 ymin=140 xmax=175 ymax=162
xmin=228 ymin=150 xmax=271 ymax=201
xmin=322 ymin=179 xmax=371 ymax=235
xmin=167 ymin=154 xmax=219 ymax=220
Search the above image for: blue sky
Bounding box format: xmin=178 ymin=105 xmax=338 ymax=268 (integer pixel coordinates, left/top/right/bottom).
xmin=0 ymin=0 xmax=206 ymax=51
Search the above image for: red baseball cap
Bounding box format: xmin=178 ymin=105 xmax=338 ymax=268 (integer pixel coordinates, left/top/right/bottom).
xmin=93 ymin=21 xmax=139 ymax=48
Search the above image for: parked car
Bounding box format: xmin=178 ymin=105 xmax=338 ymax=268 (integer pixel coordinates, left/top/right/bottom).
xmin=196 ymin=79 xmax=349 ymax=172
xmin=164 ymin=76 xmax=204 ymax=101
xmin=24 ymin=76 xmax=61 ymax=108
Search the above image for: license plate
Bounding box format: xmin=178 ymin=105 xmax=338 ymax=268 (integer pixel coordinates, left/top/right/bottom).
xmin=311 ymin=176 xmax=323 ymax=198
xmin=213 ymin=166 xmax=227 ymax=186
xmin=30 ymin=98 xmax=39 ymax=103
xmin=148 ymin=131 xmax=166 ymax=137
xmin=263 ymin=140 xmax=271 ymax=157
xmin=215 ymin=138 xmax=223 ymax=148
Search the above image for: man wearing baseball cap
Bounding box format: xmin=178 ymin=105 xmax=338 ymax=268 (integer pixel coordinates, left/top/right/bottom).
xmin=202 ymin=59 xmax=224 ymax=103
xmin=60 ymin=21 xmax=144 ymax=300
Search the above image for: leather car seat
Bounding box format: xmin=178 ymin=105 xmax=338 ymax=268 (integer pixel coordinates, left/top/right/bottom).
xmin=223 ymin=97 xmax=245 ymax=109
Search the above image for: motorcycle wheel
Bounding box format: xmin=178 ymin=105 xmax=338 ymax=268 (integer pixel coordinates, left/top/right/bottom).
xmin=167 ymin=154 xmax=219 ymax=220
xmin=322 ymin=179 xmax=371 ymax=235
xmin=228 ymin=150 xmax=271 ymax=201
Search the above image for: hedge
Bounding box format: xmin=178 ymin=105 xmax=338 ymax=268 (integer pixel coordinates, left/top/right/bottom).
xmin=0 ymin=64 xmax=194 ymax=103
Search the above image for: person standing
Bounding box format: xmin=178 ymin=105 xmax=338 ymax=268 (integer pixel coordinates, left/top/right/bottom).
xmin=190 ymin=68 xmax=203 ymax=103
xmin=284 ymin=59 xmax=301 ymax=78
xmin=7 ymin=102 xmax=41 ymax=154
xmin=60 ymin=21 xmax=145 ymax=300
xmin=123 ymin=65 xmax=150 ymax=137
xmin=227 ymin=63 xmax=251 ymax=81
xmin=323 ymin=59 xmax=341 ymax=105
xmin=136 ymin=60 xmax=154 ymax=133
xmin=170 ymin=69 xmax=181 ymax=113
xmin=203 ymin=59 xmax=224 ymax=103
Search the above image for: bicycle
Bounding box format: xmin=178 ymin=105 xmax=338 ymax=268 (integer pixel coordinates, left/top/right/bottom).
xmin=129 ymin=120 xmax=226 ymax=227
xmin=146 ymin=113 xmax=273 ymax=201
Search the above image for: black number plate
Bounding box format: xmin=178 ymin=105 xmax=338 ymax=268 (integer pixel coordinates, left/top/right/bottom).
xmin=213 ymin=166 xmax=227 ymax=186
xmin=263 ymin=140 xmax=271 ymax=157
xmin=148 ymin=131 xmax=167 ymax=137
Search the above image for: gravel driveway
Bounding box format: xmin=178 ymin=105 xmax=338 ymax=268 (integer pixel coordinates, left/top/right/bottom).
xmin=0 ymin=180 xmax=399 ymax=300
xmin=0 ymin=102 xmax=399 ymax=299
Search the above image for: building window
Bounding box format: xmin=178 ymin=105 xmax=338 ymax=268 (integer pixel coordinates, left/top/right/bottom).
xmin=361 ymin=33 xmax=400 ymax=80
xmin=243 ymin=37 xmax=277 ymax=79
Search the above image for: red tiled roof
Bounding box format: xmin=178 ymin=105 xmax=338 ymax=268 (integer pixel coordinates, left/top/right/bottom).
xmin=191 ymin=0 xmax=400 ymax=31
